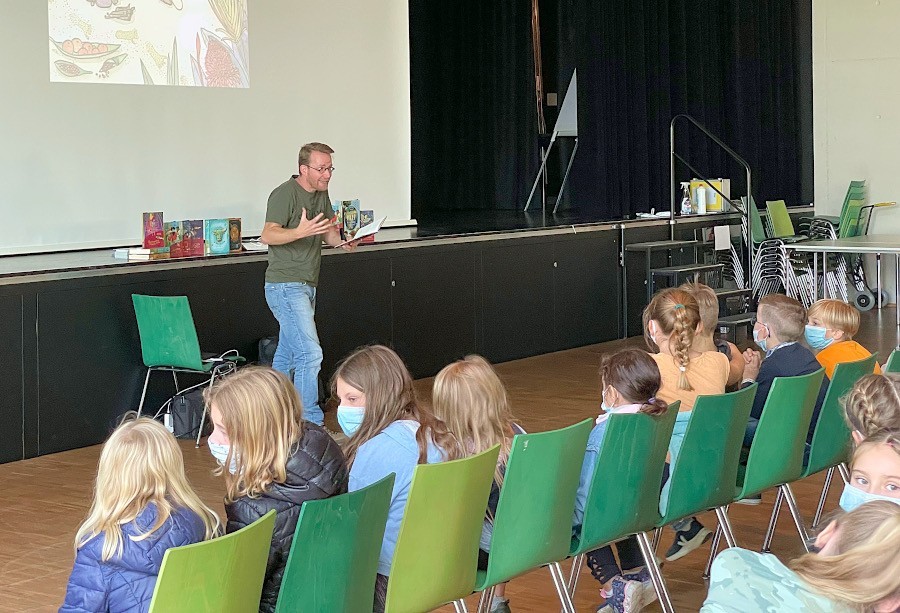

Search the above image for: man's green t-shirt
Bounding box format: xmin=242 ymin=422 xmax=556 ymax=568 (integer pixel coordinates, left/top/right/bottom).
xmin=264 ymin=176 xmax=334 ymax=285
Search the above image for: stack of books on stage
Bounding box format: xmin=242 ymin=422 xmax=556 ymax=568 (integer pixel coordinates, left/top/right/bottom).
xmin=114 ymin=212 xmax=246 ymax=260
xmin=113 ymin=247 xmax=166 ymax=261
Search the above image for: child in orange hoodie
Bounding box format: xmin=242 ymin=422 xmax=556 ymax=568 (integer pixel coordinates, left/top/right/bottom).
xmin=805 ymin=299 xmax=881 ymax=378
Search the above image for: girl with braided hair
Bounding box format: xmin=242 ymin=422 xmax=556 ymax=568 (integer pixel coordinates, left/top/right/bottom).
xmin=842 ymin=373 xmax=900 ymax=444
xmin=643 ymin=287 xmax=730 ymax=562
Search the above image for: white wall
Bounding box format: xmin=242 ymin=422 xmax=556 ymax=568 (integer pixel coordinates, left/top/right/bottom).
xmin=0 ymin=0 xmax=411 ymax=254
xmin=814 ymin=0 xmax=900 ymax=301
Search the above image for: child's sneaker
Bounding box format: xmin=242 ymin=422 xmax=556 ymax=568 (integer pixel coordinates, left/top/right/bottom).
xmin=665 ymin=519 xmax=712 ymax=561
xmin=597 ymin=576 xmax=643 ymax=613
xmin=622 ymin=567 xmax=657 ymax=607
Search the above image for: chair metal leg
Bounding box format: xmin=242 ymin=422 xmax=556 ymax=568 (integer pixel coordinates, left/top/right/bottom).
xmin=195 ymin=373 xmax=218 ymax=448
xmin=714 ymin=505 xmax=737 ymax=548
xmin=548 ymin=562 xmax=575 ymax=613
xmin=137 ymin=368 xmax=153 ymax=416
xmin=453 ymin=599 xmax=468 ymax=613
xmin=171 ymin=370 xmax=180 ymax=393
xmin=475 ymin=585 xmax=495 ymax=613
xmin=636 ymin=531 xmax=674 ymax=613
xmin=762 ymin=488 xmax=784 ymax=553
xmin=838 ymin=462 xmax=850 ymax=484
xmin=704 ymin=525 xmax=722 ymax=579
xmin=566 ymin=553 xmax=585 ymax=597
xmin=652 ymin=527 xmax=662 ymax=552
xmin=782 ymin=484 xmax=811 ymax=550
xmin=812 ymin=466 xmax=835 ymax=529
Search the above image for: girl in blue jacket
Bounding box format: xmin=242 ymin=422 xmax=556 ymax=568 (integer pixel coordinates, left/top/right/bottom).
xmin=60 ymin=416 xmax=220 ymax=613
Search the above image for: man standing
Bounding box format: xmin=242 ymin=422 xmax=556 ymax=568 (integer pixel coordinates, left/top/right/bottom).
xmin=261 ymin=142 xmax=354 ymax=426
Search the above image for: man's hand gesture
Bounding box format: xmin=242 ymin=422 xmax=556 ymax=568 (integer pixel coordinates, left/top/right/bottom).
xmin=294 ymin=208 xmax=333 ymax=240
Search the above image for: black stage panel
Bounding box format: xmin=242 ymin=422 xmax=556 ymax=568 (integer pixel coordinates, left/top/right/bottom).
xmin=0 ymin=295 xmax=24 ymax=463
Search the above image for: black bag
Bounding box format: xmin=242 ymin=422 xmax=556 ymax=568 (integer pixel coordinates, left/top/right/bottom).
xmin=171 ymin=388 xmax=211 ymax=439
xmin=258 ymin=335 xmax=278 ymax=367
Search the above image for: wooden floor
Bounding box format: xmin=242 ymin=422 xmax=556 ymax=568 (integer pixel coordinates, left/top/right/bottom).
xmin=2 ymin=307 xmax=896 ymax=612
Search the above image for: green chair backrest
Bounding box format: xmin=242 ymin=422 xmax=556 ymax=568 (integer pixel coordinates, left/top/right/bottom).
xmin=884 ymin=349 xmax=900 ymax=373
xmin=744 ymin=196 xmax=769 ymax=245
xmin=572 ymin=402 xmax=679 ymax=556
xmin=659 ymin=385 xmax=757 ymax=524
xmin=804 ymin=355 xmax=878 ymax=478
xmin=384 ymin=445 xmax=500 ymax=613
xmin=838 ymin=180 xmax=866 ymax=226
xmin=479 ymin=419 xmax=593 ymax=589
xmin=276 ymin=475 xmax=394 ymax=613
xmin=149 ymin=510 xmax=275 ymax=613
xmin=839 ymin=199 xmax=866 ymax=238
xmin=765 ymin=200 xmax=796 ymax=238
xmin=132 ymin=294 xmax=205 ymax=370
xmin=739 ymin=369 xmax=825 ymax=499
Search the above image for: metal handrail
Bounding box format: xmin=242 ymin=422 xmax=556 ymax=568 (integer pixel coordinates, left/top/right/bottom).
xmin=670 ymin=114 xmax=753 ymax=289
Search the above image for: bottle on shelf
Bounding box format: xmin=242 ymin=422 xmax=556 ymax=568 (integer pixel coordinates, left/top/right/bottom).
xmin=680 ymin=182 xmax=693 ymax=216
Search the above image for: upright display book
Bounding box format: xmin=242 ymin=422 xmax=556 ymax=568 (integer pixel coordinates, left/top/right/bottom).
xmin=340 ymin=199 xmax=361 ymax=240
xmin=142 ymin=212 xmax=164 ymax=249
xmin=229 ymin=218 xmax=242 ymax=253
xmin=183 ymin=219 xmax=204 ymax=256
xmin=204 ymin=219 xmax=230 ymax=255
xmin=164 ymin=221 xmax=185 ymax=258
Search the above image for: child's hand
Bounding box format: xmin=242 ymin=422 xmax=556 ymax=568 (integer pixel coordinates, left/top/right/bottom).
xmin=742 ymin=349 xmax=762 ymax=380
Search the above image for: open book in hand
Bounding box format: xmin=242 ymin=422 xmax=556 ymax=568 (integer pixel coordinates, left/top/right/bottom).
xmin=338 ymin=215 xmax=387 ymax=246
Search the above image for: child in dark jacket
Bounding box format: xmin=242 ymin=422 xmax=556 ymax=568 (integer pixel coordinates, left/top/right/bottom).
xmin=60 ymin=416 xmax=220 ymax=613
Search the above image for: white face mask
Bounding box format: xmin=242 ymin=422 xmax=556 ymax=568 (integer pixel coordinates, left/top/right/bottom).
xmin=838 ymin=482 xmax=900 ymax=512
xmin=208 ymin=440 xmax=239 ymax=474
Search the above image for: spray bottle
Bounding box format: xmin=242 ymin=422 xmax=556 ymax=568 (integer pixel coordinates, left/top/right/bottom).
xmin=680 ymin=182 xmax=692 ymax=215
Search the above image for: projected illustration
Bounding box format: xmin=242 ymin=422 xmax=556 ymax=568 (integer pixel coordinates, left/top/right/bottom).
xmin=48 ymin=0 xmax=249 ymax=87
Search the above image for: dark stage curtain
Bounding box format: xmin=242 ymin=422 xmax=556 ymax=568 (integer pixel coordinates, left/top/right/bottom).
xmin=554 ymin=0 xmax=813 ymax=217
xmin=409 ymin=0 xmax=540 ymax=214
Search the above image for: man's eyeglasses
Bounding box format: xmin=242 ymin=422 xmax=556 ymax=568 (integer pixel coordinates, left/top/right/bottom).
xmin=304 ymin=165 xmax=335 ymax=173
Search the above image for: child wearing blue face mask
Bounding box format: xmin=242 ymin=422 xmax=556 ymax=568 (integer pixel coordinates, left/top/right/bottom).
xmin=839 ymin=430 xmax=900 ymax=512
xmin=806 ymin=299 xmax=881 ymax=380
xmin=332 ymin=345 xmax=459 ymax=613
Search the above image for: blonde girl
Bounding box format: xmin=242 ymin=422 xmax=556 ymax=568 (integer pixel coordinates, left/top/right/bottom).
xmin=332 ymin=345 xmax=458 ymax=613
xmin=60 ymin=416 xmax=219 ymax=613
xmin=206 ymin=366 xmax=348 ymax=613
xmin=842 ymin=373 xmax=900 ymax=444
xmin=703 ymin=500 xmax=900 ymax=612
xmin=838 ymin=430 xmax=900 ymax=512
xmin=432 ymin=354 xmax=523 ymax=613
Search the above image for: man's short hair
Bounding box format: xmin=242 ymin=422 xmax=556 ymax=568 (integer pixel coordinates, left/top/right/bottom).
xmin=807 ymin=299 xmax=860 ymax=338
xmin=758 ymin=293 xmax=806 ymax=342
xmin=298 ymin=142 xmax=334 ymax=169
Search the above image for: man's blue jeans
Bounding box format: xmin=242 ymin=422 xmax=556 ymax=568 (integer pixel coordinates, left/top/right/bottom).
xmin=264 ymin=282 xmax=324 ymax=425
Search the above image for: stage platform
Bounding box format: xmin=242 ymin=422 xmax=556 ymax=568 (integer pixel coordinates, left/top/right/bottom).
xmin=0 ymin=208 xmax=768 ymax=463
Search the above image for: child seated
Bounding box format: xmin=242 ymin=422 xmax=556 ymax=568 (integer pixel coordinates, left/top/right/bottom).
xmin=332 ymin=345 xmax=457 ymax=613
xmin=741 ymin=294 xmax=828 ymax=446
xmin=680 ymin=282 xmax=745 ymax=387
xmin=838 ymin=429 xmax=900 ymax=512
xmin=575 ymin=348 xmax=669 ymax=613
xmin=702 ymin=500 xmax=900 ymax=612
xmin=806 ymin=298 xmax=881 ymax=378
xmin=60 ymin=416 xmax=220 ymax=613
xmin=842 ymin=373 xmax=900 ymax=444
xmin=432 ymin=354 xmax=524 ymax=613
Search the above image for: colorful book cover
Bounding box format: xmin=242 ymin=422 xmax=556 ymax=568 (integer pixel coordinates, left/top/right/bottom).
xmin=183 ymin=219 xmax=204 ymax=256
xmin=331 ymin=201 xmax=343 ymax=236
xmin=359 ymin=209 xmax=376 ymax=243
xmin=204 ymin=219 xmax=230 ymax=255
xmin=164 ymin=221 xmax=185 ymax=258
xmin=341 ymin=199 xmax=361 ymax=239
xmin=142 ymin=212 xmax=164 ymax=249
xmin=228 ymin=218 xmax=242 ymax=253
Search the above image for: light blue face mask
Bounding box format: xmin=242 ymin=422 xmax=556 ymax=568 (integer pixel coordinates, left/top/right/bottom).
xmin=753 ymin=326 xmax=768 ymax=352
xmin=838 ymin=482 xmax=900 ymax=512
xmin=337 ymin=405 xmax=365 ymax=436
xmin=805 ymin=325 xmax=835 ymax=350
xmin=208 ymin=440 xmax=239 ymax=474
xmin=600 ymin=386 xmax=613 ymax=412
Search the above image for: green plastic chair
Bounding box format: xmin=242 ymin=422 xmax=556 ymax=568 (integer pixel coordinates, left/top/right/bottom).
xmin=764 ymin=355 xmax=877 ymax=545
xmin=548 ymin=403 xmax=679 ymax=613
xmin=383 ymin=445 xmax=500 ymax=613
xmin=275 ymin=474 xmax=394 ymax=613
xmin=745 ymin=196 xmax=770 ymax=245
xmin=458 ymin=419 xmax=592 ymax=613
xmin=132 ymin=294 xmax=243 ymax=446
xmin=765 ymin=200 xmax=798 ymax=239
xmin=884 ymin=349 xmax=900 ymax=373
xmin=705 ymin=369 xmax=825 ymax=573
xmin=148 ymin=510 xmax=275 ymax=613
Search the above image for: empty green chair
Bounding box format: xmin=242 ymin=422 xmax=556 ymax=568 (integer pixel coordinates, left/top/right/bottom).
xmin=148 ymin=510 xmax=275 ymax=613
xmin=705 ymin=370 xmax=825 ymax=574
xmin=275 ymin=475 xmax=394 ymax=613
xmin=132 ymin=294 xmax=243 ymax=446
xmin=383 ymin=445 xmax=500 ymax=613
xmin=652 ymin=385 xmax=757 ymax=560
xmin=883 ymin=349 xmax=900 ymax=373
xmin=549 ymin=403 xmax=679 ymax=613
xmin=455 ymin=419 xmax=592 ymax=613
xmin=763 ymin=355 xmax=877 ymax=545
xmin=765 ymin=200 xmax=798 ymax=239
